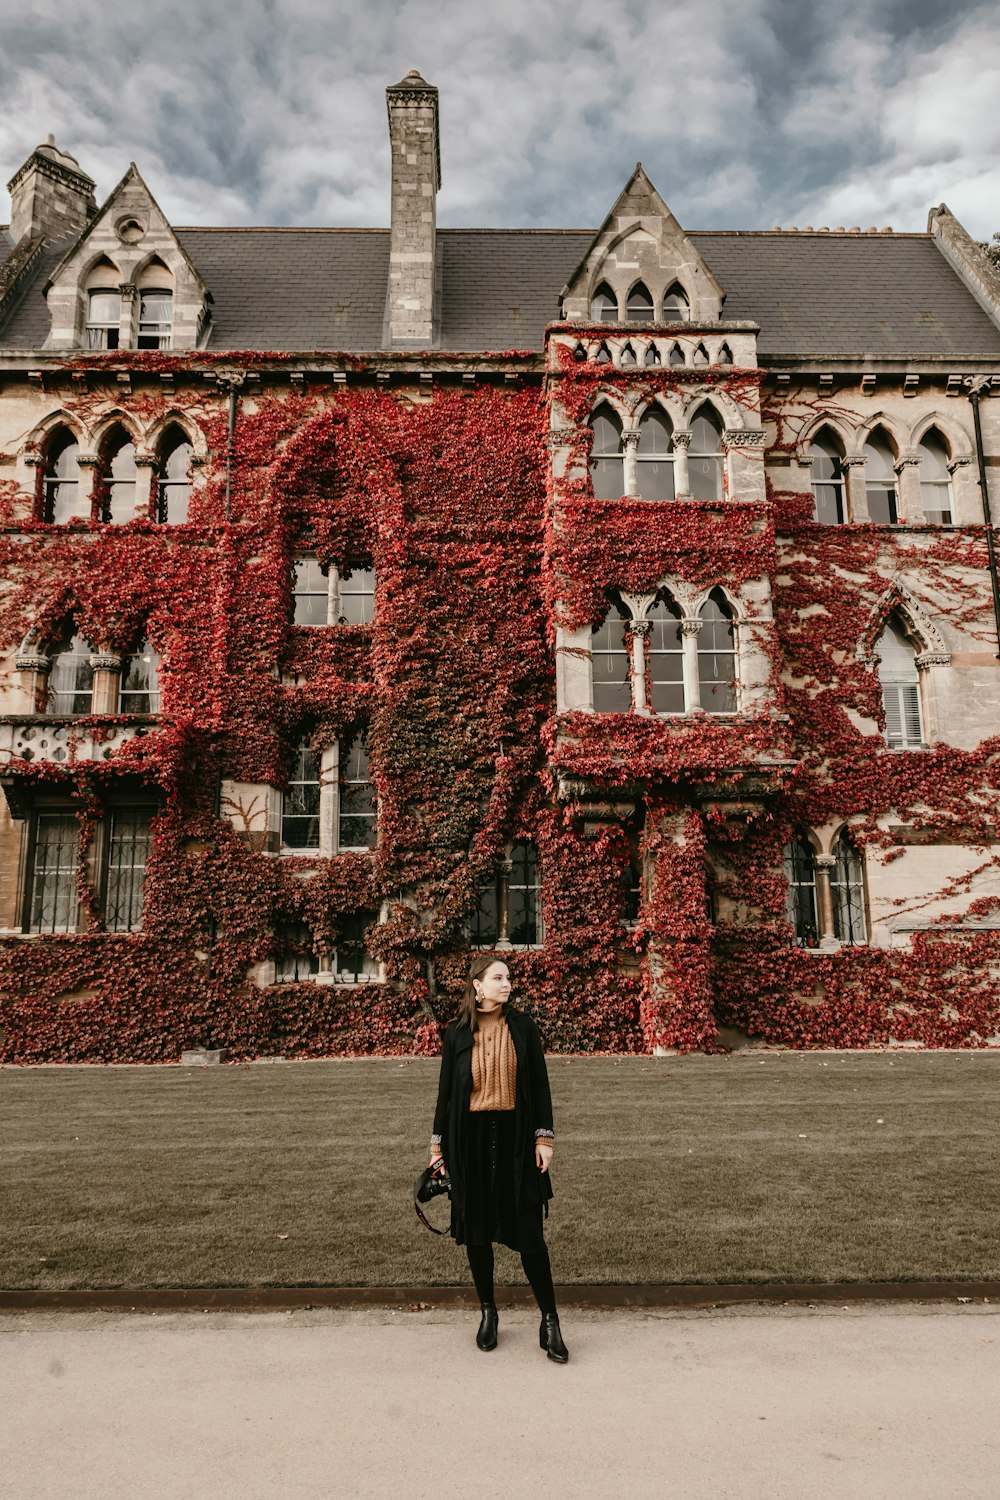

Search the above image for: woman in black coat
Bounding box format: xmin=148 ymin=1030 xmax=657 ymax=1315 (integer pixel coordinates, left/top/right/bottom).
xmin=429 ymin=952 xmax=568 ymax=1361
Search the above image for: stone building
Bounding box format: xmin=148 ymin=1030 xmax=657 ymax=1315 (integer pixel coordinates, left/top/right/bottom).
xmin=0 ymin=71 xmax=999 ymax=1060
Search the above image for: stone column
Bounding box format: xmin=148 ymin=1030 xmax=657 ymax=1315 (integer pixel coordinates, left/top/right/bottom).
xmin=672 ymin=429 xmax=692 ymax=497
xmin=495 ymin=852 xmax=514 ymax=949
xmin=118 ymin=283 xmax=137 ymax=350
xmin=89 ymin=653 xmax=122 ymax=714
xmin=681 ymin=619 xmax=702 ymax=711
xmin=814 ymin=854 xmax=838 ymax=947
xmin=76 ymin=452 xmax=100 ymax=522
xmin=384 ymin=70 xmax=440 ymax=350
xmin=134 ymin=453 xmax=157 ymax=519
xmin=895 ymin=452 xmax=925 ymax=524
xmin=622 ymin=428 xmax=640 ymax=497
xmin=842 ymin=457 xmax=869 ymax=522
xmin=15 ymin=652 xmax=50 ymax=714
xmin=630 ymin=620 xmax=650 ymax=713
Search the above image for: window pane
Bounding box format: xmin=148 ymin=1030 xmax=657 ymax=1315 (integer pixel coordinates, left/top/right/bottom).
xmin=591 ymin=285 xmax=618 ymax=322
xmin=591 ymin=611 xmax=631 ymax=712
xmin=335 ymin=911 xmax=380 ymax=982
xmin=469 ymin=879 xmax=499 ymax=945
xmin=293 ymin=557 xmax=329 ymax=626
xmin=865 ymin=435 xmax=898 ymax=523
xmin=626 ymin=283 xmax=653 ymax=321
xmin=339 ymin=735 xmax=376 ymax=849
xmin=282 ymin=744 xmax=320 ymax=848
xmin=809 ymin=439 xmax=845 ymax=525
xmin=138 ymin=290 xmax=172 ymax=350
xmin=831 ymin=833 xmax=867 ymax=944
xmin=105 ymin=807 xmax=153 ymax=932
xmin=648 ymin=601 xmax=684 ymax=714
xmin=103 ymin=438 xmax=137 ymax=524
xmin=274 ymin=921 xmax=320 ymax=982
xmin=48 ymin=635 xmax=93 ymax=714
xmin=919 ymin=432 xmax=952 ymax=524
xmin=699 ymin=594 xmax=736 ymax=714
xmin=45 ymin=437 xmax=80 ymax=524
xmin=876 ymin=623 xmax=923 ymax=748
xmin=662 ymin=285 xmax=689 ymax=320
xmin=689 ymin=411 xmax=723 ymax=500
xmin=87 ymin=290 xmax=120 ymax=349
xmin=636 ymin=408 xmax=675 ymax=502
xmin=508 ymin=841 xmax=539 ymax=947
xmin=158 ymin=438 xmax=192 ymax=524
xmin=784 ymin=837 xmax=817 ymax=945
xmin=620 ymin=856 xmax=641 ymax=926
xmin=120 ymin=642 xmax=160 ymax=713
xmin=338 ymin=566 xmax=376 ymax=624
xmin=590 ymin=410 xmax=624 ymax=499
xmin=28 ymin=813 xmax=78 ymax=933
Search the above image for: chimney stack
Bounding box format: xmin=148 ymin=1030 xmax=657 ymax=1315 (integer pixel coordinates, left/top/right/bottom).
xmin=384 ymin=70 xmax=440 ymax=349
xmin=7 ymin=135 xmax=96 ymax=246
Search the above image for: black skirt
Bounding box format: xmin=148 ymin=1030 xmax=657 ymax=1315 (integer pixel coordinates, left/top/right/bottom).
xmin=452 ymin=1109 xmax=546 ymax=1254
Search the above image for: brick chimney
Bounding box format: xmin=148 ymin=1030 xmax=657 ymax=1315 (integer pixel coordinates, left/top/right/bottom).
xmin=384 ymin=70 xmax=440 ymax=350
xmin=7 ymin=135 xmax=96 ymax=245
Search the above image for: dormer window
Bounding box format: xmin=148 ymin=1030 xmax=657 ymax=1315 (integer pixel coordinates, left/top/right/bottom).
xmin=591 ymin=283 xmax=618 ymax=323
xmin=138 ymin=289 xmax=172 ymax=350
xmin=626 ymin=283 xmax=654 ymax=322
xmin=662 ymin=283 xmax=689 ymax=321
xmin=86 ymin=288 xmax=121 ymax=349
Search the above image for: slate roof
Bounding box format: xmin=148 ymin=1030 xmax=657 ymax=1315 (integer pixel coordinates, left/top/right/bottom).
xmin=2 ymin=223 xmax=999 ymax=359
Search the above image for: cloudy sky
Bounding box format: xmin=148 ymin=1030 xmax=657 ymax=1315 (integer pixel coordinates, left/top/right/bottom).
xmin=1 ymin=0 xmax=997 ymax=238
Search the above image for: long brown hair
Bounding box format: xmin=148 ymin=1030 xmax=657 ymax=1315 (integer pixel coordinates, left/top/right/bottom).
xmin=458 ymin=952 xmax=511 ymax=1030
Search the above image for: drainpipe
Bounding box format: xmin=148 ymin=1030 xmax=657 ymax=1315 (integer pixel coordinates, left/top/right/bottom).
xmin=966 ymin=377 xmax=1000 ymax=661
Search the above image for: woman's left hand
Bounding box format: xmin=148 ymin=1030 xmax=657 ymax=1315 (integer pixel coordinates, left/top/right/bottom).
xmin=535 ymin=1141 xmax=553 ymax=1173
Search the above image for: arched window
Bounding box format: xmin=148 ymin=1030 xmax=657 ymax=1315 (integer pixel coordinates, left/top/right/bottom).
xmin=156 ymin=427 xmax=192 ymax=524
xmin=85 ymin=262 xmax=121 ymax=350
xmin=635 ymin=409 xmax=675 ymax=501
xmin=591 ymin=597 xmax=631 ymax=712
xmin=809 ymin=430 xmax=846 ymax=525
xmin=662 ymin=283 xmax=689 ymax=320
xmin=626 ymin=283 xmax=654 ymax=322
xmin=918 ymin=429 xmax=953 ymax=525
xmin=339 ymin=732 xmax=377 ymax=850
xmin=120 ymin=640 xmax=161 ymax=714
xmin=667 ymin=343 xmax=686 ymax=367
xmin=643 ymin=343 xmax=661 ymax=367
xmin=42 ymin=430 xmax=81 ymax=524
xmin=589 ymin=405 xmax=624 ymax=500
xmin=647 ymin=593 xmax=684 ymax=715
xmin=47 ymin=634 xmax=94 ymax=714
xmin=875 ymin=618 xmax=923 ymax=748
xmin=698 ymin=590 xmax=737 ymax=713
xmin=591 ymin=283 xmax=618 ymax=323
xmin=138 ymin=290 xmax=172 ymax=349
xmin=469 ymin=841 xmax=541 ymax=947
xmin=784 ymin=834 xmax=818 ymax=946
xmin=620 ymin=342 xmax=637 ymax=368
xmin=281 ymin=741 xmax=320 ymax=850
xmin=688 ymin=406 xmax=724 ymax=500
xmin=98 ymin=426 xmax=137 ymax=524
xmin=831 ymin=829 xmax=867 ymax=944
xmin=864 ymin=430 xmax=898 ymax=524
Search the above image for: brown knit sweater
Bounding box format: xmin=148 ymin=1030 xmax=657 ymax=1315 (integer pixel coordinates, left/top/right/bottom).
xmin=469 ymin=1007 xmax=517 ymax=1112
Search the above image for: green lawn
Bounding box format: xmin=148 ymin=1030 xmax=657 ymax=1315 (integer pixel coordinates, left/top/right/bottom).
xmin=2 ymin=1053 xmax=998 ymax=1290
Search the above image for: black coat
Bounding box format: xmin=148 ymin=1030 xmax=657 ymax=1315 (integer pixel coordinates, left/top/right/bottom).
xmin=432 ymin=1006 xmax=554 ymax=1222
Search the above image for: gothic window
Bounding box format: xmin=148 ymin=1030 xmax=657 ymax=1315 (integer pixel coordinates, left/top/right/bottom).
xmin=875 ymin=619 xmax=923 ymax=748
xmin=281 ymin=742 xmax=320 ymax=850
xmin=863 ymin=430 xmax=898 ymax=524
xmin=572 ymin=343 xmax=587 ymax=362
xmin=293 ymin=556 xmax=329 ymax=625
xmin=42 ymin=429 xmax=81 ymax=524
xmin=119 ymin=640 xmax=160 ymax=714
xmin=662 ymin=283 xmax=690 ymax=320
xmin=698 ymin=590 xmax=737 ymax=714
xmin=23 ymin=810 xmax=79 ymax=933
xmin=830 ymin=829 xmax=867 ymax=944
xmin=102 ymin=806 xmax=154 ymax=932
xmin=470 ymin=841 xmax=541 ymax=948
xmin=48 ymin=634 xmax=94 ymax=714
xmin=626 ymin=282 xmax=654 ymax=321
xmin=918 ymin=429 xmax=953 ymax=525
xmin=98 ymin=426 xmax=137 ymax=524
xmin=643 ymin=343 xmax=661 ymax=367
xmin=688 ymin=406 xmax=724 ymax=500
xmin=784 ymin=834 xmax=818 ymax=947
xmin=667 ymin=342 xmax=685 ymax=367
xmin=86 ymin=287 xmax=121 ymax=349
xmin=589 ymin=405 xmax=624 ymax=500
xmin=620 ymin=342 xmax=637 ymax=368
xmin=636 ymin=409 xmax=675 ymax=501
xmin=334 ymin=911 xmax=380 ymax=982
xmin=591 ymin=597 xmax=632 ymax=712
xmin=591 ymin=283 xmax=618 ymax=322
xmin=337 ymin=564 xmax=376 ymax=624
xmin=156 ymin=428 xmax=192 ymax=523
xmin=647 ymin=594 xmax=685 ymax=715
xmin=138 ymin=289 xmax=172 ymax=350
xmin=274 ymin=920 xmax=320 ymax=982
xmin=809 ymin=430 xmax=846 ymax=525
xmin=339 ymin=732 xmax=377 ymax=850
xmin=692 ymin=343 xmax=710 ymax=366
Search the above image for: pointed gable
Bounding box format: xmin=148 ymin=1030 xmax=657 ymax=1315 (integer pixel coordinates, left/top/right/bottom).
xmin=561 ymin=164 xmax=725 ymax=324
xmin=42 ymin=164 xmax=210 ymax=351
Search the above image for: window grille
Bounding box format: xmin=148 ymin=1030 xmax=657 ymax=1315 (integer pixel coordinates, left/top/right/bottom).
xmin=104 ymin=807 xmax=153 ymax=932
xmin=274 ymin=921 xmax=320 ymax=982
xmin=339 ymin=734 xmax=377 ymax=850
xmin=47 ymin=635 xmax=94 ymax=714
xmin=469 ymin=841 xmax=541 ymax=948
xmin=43 ymin=433 xmax=80 ymax=523
xmin=138 ymin=289 xmax=172 ymax=350
xmin=282 ymin=743 xmax=321 ymax=849
xmin=784 ymin=835 xmax=818 ymax=946
xmin=918 ymin=430 xmax=953 ymax=525
xmin=698 ymin=591 xmax=736 ymax=714
xmin=688 ymin=408 xmax=724 ymax=500
xmin=635 ymin=409 xmax=675 ymax=501
xmin=119 ymin=641 xmax=161 ymax=714
xmin=26 ymin=812 xmax=79 ymax=933
xmin=864 ymin=432 xmax=898 ymax=524
xmin=589 ymin=407 xmax=624 ymax=499
xmin=86 ymin=289 xmax=121 ymax=349
xmin=157 ymin=433 xmax=192 ymax=523
xmin=647 ymin=595 xmax=685 ymax=714
xmin=293 ymin=556 xmax=329 ymax=626
xmin=809 ymin=434 xmax=846 ymax=524
xmin=830 ymin=830 xmax=867 ymax=944
xmin=334 ymin=911 xmax=380 ymax=983
xmin=875 ymin=621 xmax=923 ymax=747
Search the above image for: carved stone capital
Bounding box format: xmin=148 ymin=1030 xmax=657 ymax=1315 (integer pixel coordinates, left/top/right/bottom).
xmin=547 ymin=426 xmax=578 ymax=452
xmin=895 ymin=451 xmax=921 ymax=470
xmin=118 ymin=283 xmax=138 ymax=303
xmin=947 ymin=456 xmax=972 ymax=472
xmin=814 ymin=854 xmax=836 ymax=870
xmin=915 ymin=651 xmax=950 ymax=670
xmin=723 ymin=428 xmax=767 ymax=450
xmin=89 ymin=653 xmax=122 ymax=673
xmin=133 ymin=453 xmax=157 ymax=468
xmin=15 ymin=653 xmax=50 ymax=673
xmin=630 ymin=620 xmax=651 ymax=638
xmin=681 ymin=618 xmax=703 ymax=637
xmin=22 ymin=450 xmax=43 ymax=468
xmin=671 ymin=429 xmax=693 ymax=450
xmin=76 ymin=452 xmax=100 ymax=468
xmin=621 ymin=429 xmax=641 ymax=449
xmin=841 ymin=456 xmax=866 ymax=469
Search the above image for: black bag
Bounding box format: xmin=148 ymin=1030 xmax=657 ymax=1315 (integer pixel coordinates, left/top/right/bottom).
xmin=413 ymin=1156 xmax=451 ymax=1235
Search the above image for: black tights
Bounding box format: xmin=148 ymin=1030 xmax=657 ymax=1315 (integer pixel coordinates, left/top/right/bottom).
xmin=466 ymin=1242 xmax=557 ymax=1317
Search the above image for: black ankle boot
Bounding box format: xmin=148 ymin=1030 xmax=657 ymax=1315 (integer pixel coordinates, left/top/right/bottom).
xmin=539 ymin=1313 xmax=568 ymax=1363
xmin=476 ymin=1302 xmax=498 ymax=1351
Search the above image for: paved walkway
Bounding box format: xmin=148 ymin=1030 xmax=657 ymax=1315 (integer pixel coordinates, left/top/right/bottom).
xmin=3 ymin=1303 xmax=999 ymax=1498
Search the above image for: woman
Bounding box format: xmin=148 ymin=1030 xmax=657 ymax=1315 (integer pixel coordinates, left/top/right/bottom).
xmin=429 ymin=953 xmax=568 ymax=1362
